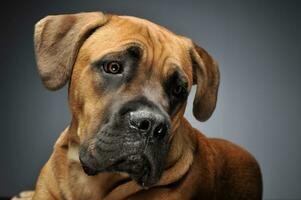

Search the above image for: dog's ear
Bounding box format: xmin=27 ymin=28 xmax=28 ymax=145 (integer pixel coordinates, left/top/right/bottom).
xmin=34 ymin=12 xmax=109 ymax=90
xmin=190 ymin=43 xmax=220 ymax=122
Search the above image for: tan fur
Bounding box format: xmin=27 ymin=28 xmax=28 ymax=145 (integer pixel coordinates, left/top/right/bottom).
xmin=34 ymin=12 xmax=109 ymax=90
xmin=191 ymin=44 xmax=220 ymax=121
xmin=14 ymin=12 xmax=262 ymax=200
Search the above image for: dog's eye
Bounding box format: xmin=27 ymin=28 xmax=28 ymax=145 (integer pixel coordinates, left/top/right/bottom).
xmin=172 ymin=85 xmax=187 ymax=97
xmin=103 ymin=61 xmax=123 ymax=74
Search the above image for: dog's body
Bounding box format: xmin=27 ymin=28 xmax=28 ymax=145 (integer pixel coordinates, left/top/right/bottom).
xmin=13 ymin=12 xmax=262 ymax=200
xmin=33 ymin=121 xmax=261 ymax=200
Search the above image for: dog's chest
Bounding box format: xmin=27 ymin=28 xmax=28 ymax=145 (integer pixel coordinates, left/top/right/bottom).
xmin=67 ymin=164 xmax=106 ymax=199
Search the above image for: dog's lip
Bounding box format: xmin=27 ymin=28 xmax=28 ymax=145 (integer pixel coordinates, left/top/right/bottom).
xmin=92 ymin=152 xmax=156 ymax=187
xmin=132 ymin=156 xmax=153 ymax=187
xmin=107 ymin=153 xmax=155 ymax=187
xmin=81 ymin=163 xmax=98 ymax=176
xmin=103 ymin=153 xmax=148 ymax=172
xmin=79 ymin=161 xmax=95 ymax=176
xmin=79 ymin=134 xmax=165 ymax=187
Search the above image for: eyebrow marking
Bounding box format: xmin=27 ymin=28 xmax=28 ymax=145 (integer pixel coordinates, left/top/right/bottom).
xmin=91 ymin=43 xmax=143 ymax=66
xmin=91 ymin=44 xmax=143 ymax=94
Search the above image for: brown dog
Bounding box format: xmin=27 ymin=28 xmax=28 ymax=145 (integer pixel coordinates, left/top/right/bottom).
xmin=14 ymin=12 xmax=262 ymax=200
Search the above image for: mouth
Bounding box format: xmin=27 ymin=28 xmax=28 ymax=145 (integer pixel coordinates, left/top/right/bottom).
xmin=106 ymin=154 xmax=154 ymax=187
xmin=80 ymin=151 xmax=158 ymax=187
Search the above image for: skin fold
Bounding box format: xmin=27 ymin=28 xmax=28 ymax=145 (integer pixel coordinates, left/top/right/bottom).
xmin=12 ymin=12 xmax=262 ymax=200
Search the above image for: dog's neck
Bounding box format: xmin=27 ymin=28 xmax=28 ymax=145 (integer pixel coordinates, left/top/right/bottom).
xmin=57 ymin=117 xmax=196 ymax=200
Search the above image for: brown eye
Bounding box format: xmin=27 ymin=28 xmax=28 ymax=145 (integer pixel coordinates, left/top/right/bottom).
xmin=103 ymin=61 xmax=123 ymax=74
xmin=173 ymin=85 xmax=185 ymax=96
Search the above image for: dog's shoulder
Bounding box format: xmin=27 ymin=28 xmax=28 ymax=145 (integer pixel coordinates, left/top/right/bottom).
xmin=207 ymin=138 xmax=263 ymax=199
xmin=208 ymin=138 xmax=259 ymax=167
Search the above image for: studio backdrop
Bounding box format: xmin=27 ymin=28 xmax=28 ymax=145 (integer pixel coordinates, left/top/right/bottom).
xmin=0 ymin=0 xmax=300 ymax=199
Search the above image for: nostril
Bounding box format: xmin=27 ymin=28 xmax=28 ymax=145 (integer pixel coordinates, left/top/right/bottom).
xmin=137 ymin=119 xmax=151 ymax=131
xmin=153 ymin=123 xmax=167 ymax=138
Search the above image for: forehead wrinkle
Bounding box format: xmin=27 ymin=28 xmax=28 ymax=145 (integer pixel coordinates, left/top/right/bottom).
xmin=102 ymin=16 xmax=191 ymax=87
xmin=150 ymin=29 xmax=185 ymax=63
xmin=118 ymin=23 xmax=154 ymax=78
xmin=176 ymin=42 xmax=193 ymax=86
xmin=98 ymin=15 xmax=185 ymax=78
xmin=143 ymin=30 xmax=177 ymax=80
xmin=89 ymin=41 xmax=145 ymax=66
xmin=141 ymin=23 xmax=177 ymax=71
xmin=143 ymin=26 xmax=156 ymax=76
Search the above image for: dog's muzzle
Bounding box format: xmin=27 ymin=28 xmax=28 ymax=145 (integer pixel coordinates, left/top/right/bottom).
xmin=79 ymin=97 xmax=171 ymax=187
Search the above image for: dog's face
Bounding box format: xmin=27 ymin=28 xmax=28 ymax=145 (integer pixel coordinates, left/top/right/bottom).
xmin=34 ymin=13 xmax=219 ymax=187
xmin=70 ymin=16 xmax=194 ymax=186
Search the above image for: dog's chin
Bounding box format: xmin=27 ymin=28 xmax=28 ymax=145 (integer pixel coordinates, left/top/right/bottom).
xmin=80 ymin=153 xmax=160 ymax=188
xmin=81 ymin=164 xmax=99 ymax=176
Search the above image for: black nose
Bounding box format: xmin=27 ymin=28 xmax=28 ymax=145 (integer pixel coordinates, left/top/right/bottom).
xmin=129 ymin=110 xmax=169 ymax=139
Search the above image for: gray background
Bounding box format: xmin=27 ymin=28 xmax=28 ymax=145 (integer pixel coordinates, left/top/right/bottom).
xmin=0 ymin=0 xmax=300 ymax=199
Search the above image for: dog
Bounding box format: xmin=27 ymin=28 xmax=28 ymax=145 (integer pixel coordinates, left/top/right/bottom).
xmin=13 ymin=12 xmax=262 ymax=200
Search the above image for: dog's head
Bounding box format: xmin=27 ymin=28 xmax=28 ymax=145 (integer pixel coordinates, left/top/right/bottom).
xmin=34 ymin=12 xmax=219 ymax=187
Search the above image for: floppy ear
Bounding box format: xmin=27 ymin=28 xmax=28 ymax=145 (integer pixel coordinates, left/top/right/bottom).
xmin=34 ymin=12 xmax=109 ymax=90
xmin=191 ymin=43 xmax=220 ymax=122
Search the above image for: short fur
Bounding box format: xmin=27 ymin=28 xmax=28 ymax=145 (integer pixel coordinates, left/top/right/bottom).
xmin=13 ymin=12 xmax=262 ymax=200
